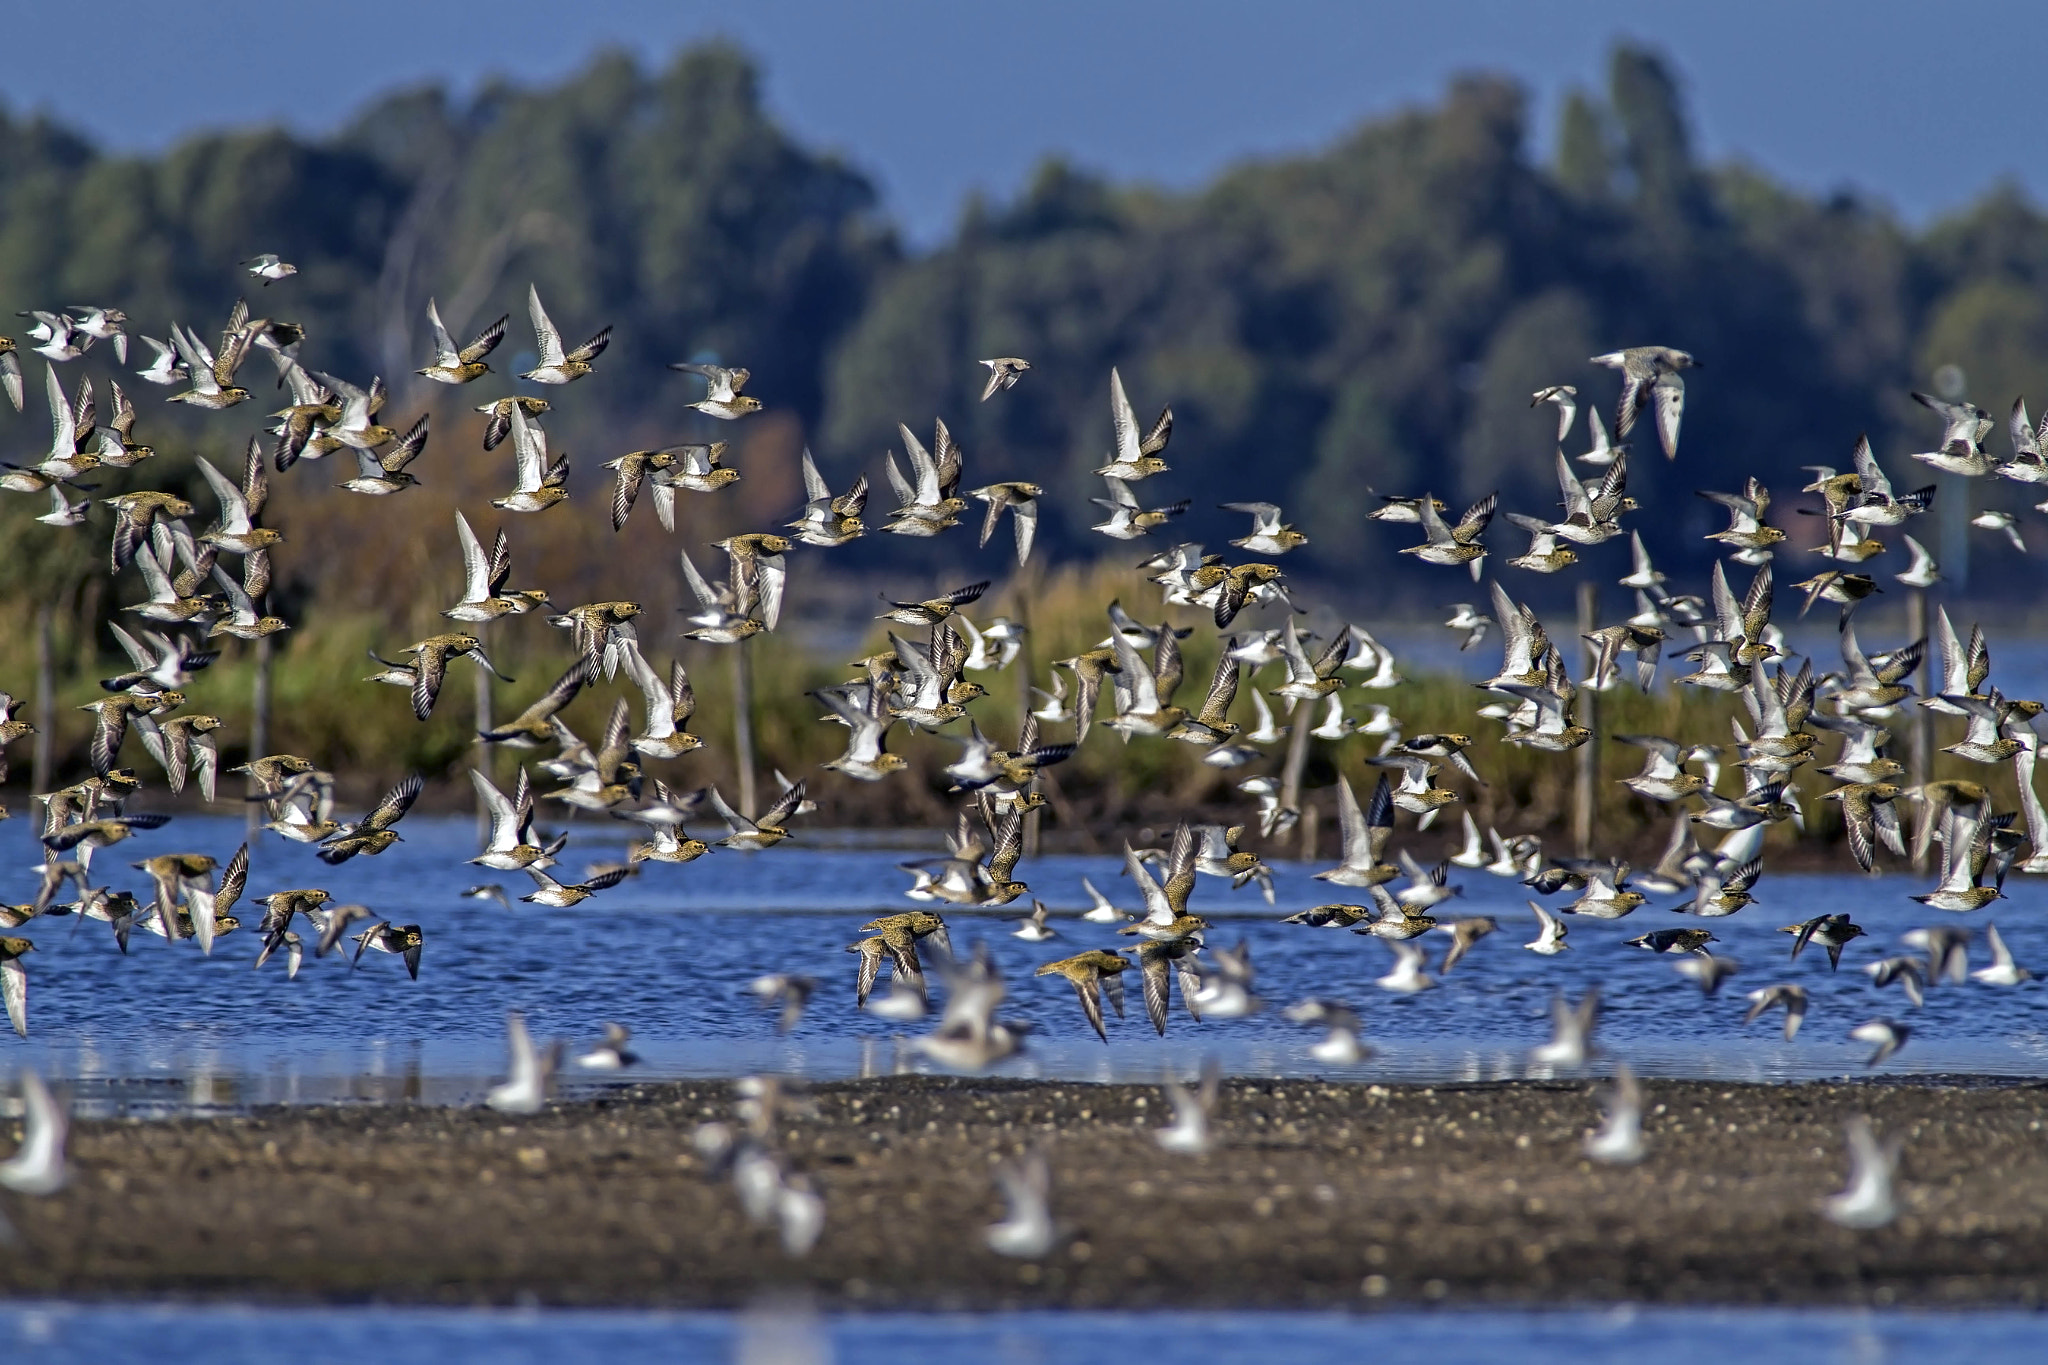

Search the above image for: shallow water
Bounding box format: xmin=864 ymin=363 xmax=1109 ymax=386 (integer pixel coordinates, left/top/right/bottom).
xmin=3 ymin=814 xmax=2046 ymax=1110
xmin=4 ymin=1302 xmax=2046 ymax=1365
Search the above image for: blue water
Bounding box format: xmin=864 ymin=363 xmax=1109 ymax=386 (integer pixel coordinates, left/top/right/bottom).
xmin=3 ymin=1302 xmax=2044 ymax=1364
xmin=3 ymin=814 xmax=2046 ymax=1110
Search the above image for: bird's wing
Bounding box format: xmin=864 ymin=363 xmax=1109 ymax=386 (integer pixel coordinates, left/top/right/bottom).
xmin=527 ymin=284 xmax=563 ymax=367
xmin=1650 ymin=372 xmax=1685 ymax=457
xmin=1 ymin=957 xmax=25 ymax=1037
xmin=800 ymin=448 xmax=830 ymax=503
xmin=1012 ymin=496 xmax=1038 ymax=565
xmin=454 ymin=513 xmax=492 ymax=601
xmin=1108 ymin=367 xmax=1142 ymax=466
xmin=565 ymin=326 xmax=612 ymax=366
xmin=196 ymin=456 xmax=252 ymax=533
xmin=425 ymin=297 xmax=460 ymax=364
xmin=369 ymin=772 xmax=424 ymax=830
xmin=42 ymin=364 xmax=74 ymax=460
xmin=508 ymin=406 xmax=545 ymax=491
xmin=460 ymin=312 xmax=508 ymax=365
xmin=707 ymin=786 xmax=756 ymax=834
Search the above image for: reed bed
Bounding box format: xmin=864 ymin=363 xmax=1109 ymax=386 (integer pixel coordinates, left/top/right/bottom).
xmin=0 ymin=555 xmax=2025 ymax=875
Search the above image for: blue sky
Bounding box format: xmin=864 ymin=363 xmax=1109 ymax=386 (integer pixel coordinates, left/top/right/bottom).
xmin=11 ymin=1 xmax=2041 ymax=243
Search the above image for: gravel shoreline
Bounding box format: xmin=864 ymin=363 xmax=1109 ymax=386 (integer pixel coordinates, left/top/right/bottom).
xmin=3 ymin=1075 xmax=2046 ymax=1309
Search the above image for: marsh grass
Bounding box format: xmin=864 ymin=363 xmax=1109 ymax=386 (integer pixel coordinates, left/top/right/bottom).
xmin=0 ymin=554 xmax=2024 ymax=874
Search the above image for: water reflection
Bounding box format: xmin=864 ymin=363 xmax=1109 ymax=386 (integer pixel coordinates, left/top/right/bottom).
xmin=4 ymin=1303 xmax=2047 ymax=1365
xmin=0 ymin=816 xmax=2043 ymax=1112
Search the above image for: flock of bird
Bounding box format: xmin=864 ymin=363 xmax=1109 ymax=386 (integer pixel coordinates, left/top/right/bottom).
xmin=0 ymin=258 xmax=2041 ymax=1251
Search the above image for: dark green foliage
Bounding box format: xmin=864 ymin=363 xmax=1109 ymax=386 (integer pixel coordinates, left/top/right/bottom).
xmin=1 ymin=38 xmax=2046 ymax=606
xmin=0 ymin=44 xmax=894 ymax=454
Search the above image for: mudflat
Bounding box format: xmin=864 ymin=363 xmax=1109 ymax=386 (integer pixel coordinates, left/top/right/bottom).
xmin=2 ymin=1075 xmax=2045 ymax=1309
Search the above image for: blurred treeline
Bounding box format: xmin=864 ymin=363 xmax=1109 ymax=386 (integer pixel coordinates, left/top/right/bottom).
xmin=2 ymin=40 xmax=2046 ymax=835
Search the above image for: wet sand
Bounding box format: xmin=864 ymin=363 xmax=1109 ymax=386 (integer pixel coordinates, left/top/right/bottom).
xmin=3 ymin=1075 xmax=2046 ymax=1309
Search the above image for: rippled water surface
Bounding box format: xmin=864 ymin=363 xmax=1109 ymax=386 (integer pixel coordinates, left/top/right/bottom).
xmin=4 ymin=815 xmax=2046 ymax=1109
xmin=5 ymin=1302 xmax=2046 ymax=1365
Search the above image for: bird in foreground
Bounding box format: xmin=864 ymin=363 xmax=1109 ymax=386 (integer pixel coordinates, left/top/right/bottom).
xmin=879 ymin=580 xmax=990 ymax=627
xmin=1743 ymin=984 xmax=1808 ymax=1040
xmin=350 ymin=922 xmax=425 ymax=979
xmin=1673 ymin=953 xmax=1740 ymax=998
xmin=575 ymin=1023 xmax=639 ymax=1070
xmin=492 ymin=404 xmax=570 ymax=513
xmin=1034 ymin=949 xmax=1127 ymax=1043
xmin=461 ymin=885 xmax=512 ymax=911
xmin=0 ymin=1068 xmax=67 ymax=1196
xmin=749 ymin=974 xmax=815 ymax=1033
xmin=469 ymin=769 xmax=564 ymax=872
xmin=1972 ymin=923 xmax=2032 ymax=986
xmin=913 ymin=949 xmax=1025 ymax=1071
xmin=1400 ymin=491 xmax=1494 ymax=580
xmin=0 ymin=336 xmax=20 ymax=411
xmin=846 ymin=931 xmax=924 ymax=1009
xmin=1282 ymin=999 xmax=1368 ymax=1064
xmin=986 ymin=1152 xmax=1056 ymax=1258
xmin=132 ymin=711 xmax=218 ymax=802
xmin=978 ymin=356 xmax=1030 ymax=400
xmin=1908 ymin=392 xmax=1998 ymax=477
xmin=1864 ymin=955 xmax=1926 ymax=1008
xmin=969 ymin=481 xmax=1042 ymax=565
xmin=1222 ymin=501 xmax=1308 ymax=556
xmin=1011 ymin=901 xmax=1057 ymax=943
xmin=1822 ymin=1115 xmax=1900 ymax=1229
xmin=708 ymin=780 xmax=808 ymax=851
xmin=338 ymin=414 xmax=430 ymax=496
xmin=1523 ymin=900 xmax=1569 ymax=955
xmin=1625 ymin=927 xmax=1716 ymax=957
xmin=1435 ymin=916 xmax=1497 ymax=973
xmin=476 ymin=395 xmax=550 ymax=452
xmin=1091 ymin=474 xmax=1189 ymax=540
xmin=446 ymin=512 xmax=550 ymax=624
xmin=1155 ymin=1055 xmax=1222 ymax=1155
xmin=242 ymin=254 xmax=298 ymax=285
xmin=1782 ymin=914 xmax=1866 ymax=970
xmin=1531 ymin=384 xmax=1577 ymax=444
xmin=1590 ymin=346 xmax=1698 ymax=459
xmin=485 ymin=1010 xmax=559 ymax=1114
xmin=400 ymin=632 xmax=512 ymax=721
xmin=670 ymin=361 xmax=762 ymax=420
xmin=1189 ymin=939 xmax=1260 ymax=1019
xmin=1900 ymin=925 xmax=1970 ymax=985
xmin=1972 ymin=509 xmax=2027 ymax=553
xmin=0 ymin=936 xmax=33 ymax=1037
xmin=317 ymin=772 xmax=423 ymax=864
xmin=1896 ymin=534 xmax=1940 ymax=587
xmin=1095 ymin=367 xmax=1173 ymax=481
xmin=1529 ymin=990 xmax=1599 ymax=1069
xmin=1079 ymin=876 xmax=1131 ymax=925
xmin=1375 ymin=938 xmax=1436 ymax=994
xmin=520 ymin=865 xmax=630 ymax=908
xmin=521 ymin=284 xmax=611 ymax=385
xmin=1444 ymin=601 xmax=1491 ymax=650
xmin=1850 ymin=1018 xmax=1910 ymax=1067
xmin=415 ymin=298 xmax=506 ymax=384
xmin=1583 ymin=1063 xmax=1645 ymax=1165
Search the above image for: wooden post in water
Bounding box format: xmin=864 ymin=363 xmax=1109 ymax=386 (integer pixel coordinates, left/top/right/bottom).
xmin=1012 ymin=572 xmax=1041 ymax=856
xmin=732 ymin=637 xmax=758 ymax=819
xmin=474 ymin=623 xmax=494 ymax=846
xmin=247 ymin=634 xmax=273 ymax=835
xmin=1573 ymin=579 xmax=1599 ymax=859
xmin=31 ymin=604 xmax=55 ymax=795
xmin=1280 ymin=700 xmax=1312 ymax=859
xmin=1907 ymin=587 xmax=1932 ymax=870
